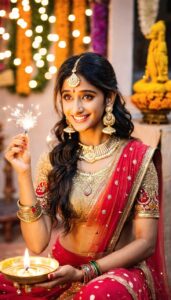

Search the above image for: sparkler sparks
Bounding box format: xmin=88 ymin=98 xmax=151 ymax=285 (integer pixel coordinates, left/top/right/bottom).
xmin=3 ymin=103 xmax=41 ymax=133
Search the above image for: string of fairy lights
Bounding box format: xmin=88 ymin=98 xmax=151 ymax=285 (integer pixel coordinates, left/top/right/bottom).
xmin=0 ymin=0 xmax=92 ymax=95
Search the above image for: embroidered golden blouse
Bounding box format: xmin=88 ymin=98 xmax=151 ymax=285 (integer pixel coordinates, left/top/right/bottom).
xmin=34 ymin=152 xmax=159 ymax=219
xmin=134 ymin=161 xmax=159 ymax=218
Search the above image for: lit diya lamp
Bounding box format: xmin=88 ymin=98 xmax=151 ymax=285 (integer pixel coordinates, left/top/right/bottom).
xmin=0 ymin=249 xmax=59 ymax=293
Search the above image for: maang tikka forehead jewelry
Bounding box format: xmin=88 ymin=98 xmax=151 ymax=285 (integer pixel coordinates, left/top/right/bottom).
xmin=67 ymin=56 xmax=82 ymax=88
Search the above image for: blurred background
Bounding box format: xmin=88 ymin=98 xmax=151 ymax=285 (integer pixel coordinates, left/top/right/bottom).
xmin=0 ymin=0 xmax=171 ymax=285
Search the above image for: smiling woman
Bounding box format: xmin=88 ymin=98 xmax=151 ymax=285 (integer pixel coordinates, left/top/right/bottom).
xmin=1 ymin=52 xmax=170 ymax=300
xmin=61 ymin=77 xmax=106 ymax=137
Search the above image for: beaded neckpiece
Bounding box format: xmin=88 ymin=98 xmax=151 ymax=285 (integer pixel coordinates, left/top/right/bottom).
xmin=79 ymin=137 xmax=120 ymax=163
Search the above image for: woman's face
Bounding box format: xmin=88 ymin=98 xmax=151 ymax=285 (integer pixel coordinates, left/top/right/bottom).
xmin=60 ymin=75 xmax=106 ymax=134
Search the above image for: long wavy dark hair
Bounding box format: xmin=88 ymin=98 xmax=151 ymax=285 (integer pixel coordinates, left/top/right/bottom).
xmin=47 ymin=52 xmax=134 ymax=233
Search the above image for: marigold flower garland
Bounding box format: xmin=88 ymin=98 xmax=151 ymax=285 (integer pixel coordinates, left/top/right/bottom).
xmin=30 ymin=0 xmax=54 ymax=92
xmin=54 ymin=0 xmax=70 ymax=68
xmin=16 ymin=0 xmax=32 ymax=95
xmin=91 ymin=0 xmax=109 ymax=57
xmin=8 ymin=0 xmax=54 ymax=95
xmin=72 ymin=0 xmax=87 ymax=55
xmin=6 ymin=0 xmax=93 ymax=95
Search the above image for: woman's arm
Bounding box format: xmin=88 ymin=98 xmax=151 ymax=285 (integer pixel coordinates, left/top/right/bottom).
xmin=96 ymin=217 xmax=158 ymax=272
xmin=5 ymin=134 xmax=52 ymax=253
xmin=18 ymin=170 xmax=52 ymax=254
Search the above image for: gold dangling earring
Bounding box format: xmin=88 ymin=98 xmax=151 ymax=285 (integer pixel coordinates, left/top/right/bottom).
xmin=102 ymin=105 xmax=116 ymax=135
xmin=63 ymin=121 xmax=76 ymax=139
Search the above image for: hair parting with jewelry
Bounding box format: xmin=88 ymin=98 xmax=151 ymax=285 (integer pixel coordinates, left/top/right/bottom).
xmin=47 ymin=52 xmax=134 ymax=233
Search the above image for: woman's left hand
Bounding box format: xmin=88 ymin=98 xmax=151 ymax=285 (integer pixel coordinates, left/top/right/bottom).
xmin=36 ymin=265 xmax=83 ymax=289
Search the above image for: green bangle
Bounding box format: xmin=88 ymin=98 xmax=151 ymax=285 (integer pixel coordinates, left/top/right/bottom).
xmin=90 ymin=261 xmax=102 ymax=276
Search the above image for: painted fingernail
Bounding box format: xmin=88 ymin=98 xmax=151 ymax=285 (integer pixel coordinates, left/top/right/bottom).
xmin=48 ymin=273 xmax=53 ymax=280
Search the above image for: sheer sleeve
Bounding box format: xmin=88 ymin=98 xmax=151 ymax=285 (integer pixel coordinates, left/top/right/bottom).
xmin=34 ymin=152 xmax=52 ymax=215
xmin=134 ymin=160 xmax=160 ymax=218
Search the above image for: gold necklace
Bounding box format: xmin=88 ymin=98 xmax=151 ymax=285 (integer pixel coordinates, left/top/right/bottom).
xmin=79 ymin=136 xmax=120 ymax=163
xmin=77 ymin=164 xmax=112 ymax=196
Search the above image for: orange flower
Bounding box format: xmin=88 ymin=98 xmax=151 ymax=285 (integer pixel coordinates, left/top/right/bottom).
xmin=72 ymin=0 xmax=86 ymax=55
xmin=54 ymin=0 xmax=70 ymax=69
xmin=16 ymin=0 xmax=31 ymax=95
xmin=132 ymin=91 xmax=171 ymax=111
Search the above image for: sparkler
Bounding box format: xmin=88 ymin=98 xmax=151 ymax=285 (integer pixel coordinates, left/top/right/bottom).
xmin=2 ymin=103 xmax=41 ymax=133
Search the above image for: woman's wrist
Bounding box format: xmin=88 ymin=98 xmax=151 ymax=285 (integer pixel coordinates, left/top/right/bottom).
xmin=17 ymin=169 xmax=32 ymax=184
xmin=75 ymin=268 xmax=84 ymax=282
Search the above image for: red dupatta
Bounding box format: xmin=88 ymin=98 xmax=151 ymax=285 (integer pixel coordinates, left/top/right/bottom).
xmin=86 ymin=139 xmax=153 ymax=253
xmin=85 ymin=139 xmax=170 ymax=300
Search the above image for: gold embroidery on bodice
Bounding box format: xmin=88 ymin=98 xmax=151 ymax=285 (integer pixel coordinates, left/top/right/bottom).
xmin=70 ymin=164 xmax=112 ymax=221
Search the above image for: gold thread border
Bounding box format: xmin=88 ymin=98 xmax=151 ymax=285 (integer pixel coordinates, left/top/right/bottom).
xmin=137 ymin=261 xmax=156 ymax=300
xmin=58 ymin=282 xmax=83 ymax=299
xmin=135 ymin=212 xmax=159 ymax=218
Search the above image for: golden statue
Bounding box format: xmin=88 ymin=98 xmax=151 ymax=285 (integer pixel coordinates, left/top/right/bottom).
xmin=144 ymin=21 xmax=168 ymax=83
xmin=132 ymin=20 xmax=171 ymax=123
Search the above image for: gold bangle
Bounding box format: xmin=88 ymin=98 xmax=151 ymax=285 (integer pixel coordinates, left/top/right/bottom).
xmin=17 ymin=200 xmax=40 ymax=211
xmin=17 ymin=206 xmax=42 ymax=223
xmin=17 ymin=212 xmax=42 ymax=223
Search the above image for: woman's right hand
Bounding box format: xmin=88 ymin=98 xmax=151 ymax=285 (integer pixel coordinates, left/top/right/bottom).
xmin=4 ymin=134 xmax=31 ymax=175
